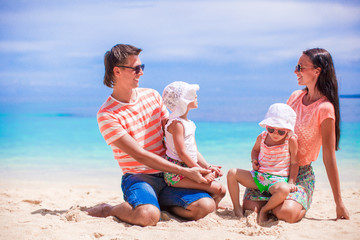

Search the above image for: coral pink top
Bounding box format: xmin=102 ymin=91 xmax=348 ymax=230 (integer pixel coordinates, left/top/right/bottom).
xmin=97 ymin=88 xmax=169 ymax=174
xmin=287 ymin=90 xmax=335 ymax=166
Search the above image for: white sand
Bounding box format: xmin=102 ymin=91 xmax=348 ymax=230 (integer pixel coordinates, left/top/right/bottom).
xmin=0 ymin=174 xmax=359 ymax=240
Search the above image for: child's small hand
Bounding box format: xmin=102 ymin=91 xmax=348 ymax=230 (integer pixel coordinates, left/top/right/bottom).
xmin=288 ymin=183 xmax=298 ymax=192
xmin=252 ymin=160 xmax=259 ymax=171
xmin=204 ymin=172 xmax=216 ymax=182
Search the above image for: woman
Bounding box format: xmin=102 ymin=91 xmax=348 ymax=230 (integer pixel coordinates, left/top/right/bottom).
xmin=242 ymin=48 xmax=350 ymax=223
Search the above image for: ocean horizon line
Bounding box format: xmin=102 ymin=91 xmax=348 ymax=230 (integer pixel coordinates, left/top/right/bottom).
xmin=340 ymin=94 xmax=360 ymax=98
xmin=1 ymin=112 xmax=359 ymax=123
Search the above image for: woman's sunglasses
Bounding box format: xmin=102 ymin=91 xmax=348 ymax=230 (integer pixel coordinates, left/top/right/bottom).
xmin=267 ymin=127 xmax=287 ymax=136
xmin=118 ymin=64 xmax=145 ymax=74
xmin=295 ymin=64 xmax=313 ymax=72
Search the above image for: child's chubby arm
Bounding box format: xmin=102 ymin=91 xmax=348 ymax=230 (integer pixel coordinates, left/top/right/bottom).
xmin=251 ymin=134 xmax=262 ymax=171
xmin=288 ymin=135 xmax=299 ymax=192
xmin=168 ymin=120 xmax=201 ymax=168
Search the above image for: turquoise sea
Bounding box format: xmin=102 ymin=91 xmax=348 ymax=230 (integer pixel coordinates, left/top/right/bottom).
xmin=0 ymin=98 xmax=359 ymax=185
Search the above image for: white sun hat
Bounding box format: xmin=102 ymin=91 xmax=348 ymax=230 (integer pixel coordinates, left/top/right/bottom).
xmin=259 ymin=103 xmax=297 ymax=133
xmin=162 ymin=81 xmax=199 ymax=119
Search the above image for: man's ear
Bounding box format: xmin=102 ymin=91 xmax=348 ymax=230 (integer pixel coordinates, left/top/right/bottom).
xmin=113 ymin=66 xmax=121 ymax=76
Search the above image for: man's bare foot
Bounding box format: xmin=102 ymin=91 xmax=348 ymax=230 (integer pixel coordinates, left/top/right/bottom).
xmin=258 ymin=209 xmax=268 ymax=224
xmin=85 ymin=203 xmax=113 ymax=218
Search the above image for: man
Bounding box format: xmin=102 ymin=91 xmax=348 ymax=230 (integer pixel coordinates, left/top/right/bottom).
xmin=86 ymin=44 xmax=217 ymax=226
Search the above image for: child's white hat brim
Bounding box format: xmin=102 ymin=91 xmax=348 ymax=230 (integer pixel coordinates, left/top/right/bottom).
xmin=162 ymin=81 xmax=199 ymax=119
xmin=259 ymin=103 xmax=296 ymax=133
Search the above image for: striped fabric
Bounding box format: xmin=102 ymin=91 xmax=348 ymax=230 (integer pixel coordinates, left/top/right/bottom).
xmin=258 ymin=131 xmax=294 ymax=176
xmin=97 ymin=88 xmax=169 ymax=174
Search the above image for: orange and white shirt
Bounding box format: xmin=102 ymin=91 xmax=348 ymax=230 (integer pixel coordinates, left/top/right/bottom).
xmin=258 ymin=131 xmax=296 ymax=176
xmin=287 ymin=90 xmax=335 ymax=166
xmin=97 ymin=88 xmax=169 ymax=174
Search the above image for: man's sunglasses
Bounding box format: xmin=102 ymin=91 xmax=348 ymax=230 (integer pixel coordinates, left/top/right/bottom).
xmin=118 ymin=64 xmax=145 ymax=74
xmin=267 ymin=127 xmax=287 ymax=136
xmin=295 ymin=64 xmax=313 ymax=72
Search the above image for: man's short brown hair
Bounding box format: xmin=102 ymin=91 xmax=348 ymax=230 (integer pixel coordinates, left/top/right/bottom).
xmin=103 ymin=44 xmax=142 ymax=88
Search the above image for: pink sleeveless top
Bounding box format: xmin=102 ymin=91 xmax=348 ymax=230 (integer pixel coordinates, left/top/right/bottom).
xmin=258 ymin=131 xmax=295 ymax=177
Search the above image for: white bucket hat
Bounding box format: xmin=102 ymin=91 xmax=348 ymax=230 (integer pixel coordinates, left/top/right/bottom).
xmin=162 ymin=81 xmax=199 ymax=119
xmin=259 ymin=103 xmax=296 ymax=133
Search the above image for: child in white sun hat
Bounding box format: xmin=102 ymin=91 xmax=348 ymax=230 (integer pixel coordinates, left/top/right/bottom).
xmin=227 ymin=103 xmax=299 ymax=224
xmin=162 ymin=81 xmax=226 ymax=208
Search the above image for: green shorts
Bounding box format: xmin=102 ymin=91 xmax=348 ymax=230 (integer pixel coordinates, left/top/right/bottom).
xmin=245 ymin=165 xmax=315 ymax=211
xmin=251 ymin=170 xmax=288 ymax=193
xmin=164 ymin=155 xmax=187 ymax=186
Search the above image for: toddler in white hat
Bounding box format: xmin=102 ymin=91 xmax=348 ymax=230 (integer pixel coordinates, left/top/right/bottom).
xmin=162 ymin=81 xmax=226 ymax=208
xmin=227 ymin=103 xmax=299 ymax=224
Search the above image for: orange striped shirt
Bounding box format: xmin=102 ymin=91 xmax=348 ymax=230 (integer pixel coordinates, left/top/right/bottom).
xmin=258 ymin=131 xmax=296 ymax=176
xmin=97 ymin=88 xmax=169 ymax=174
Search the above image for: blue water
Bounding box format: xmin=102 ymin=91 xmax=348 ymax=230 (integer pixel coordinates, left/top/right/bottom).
xmin=0 ymin=114 xmax=359 ymax=178
xmin=0 ymin=98 xmax=359 ymax=183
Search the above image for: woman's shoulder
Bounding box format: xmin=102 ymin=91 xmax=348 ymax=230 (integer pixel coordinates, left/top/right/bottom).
xmin=316 ymin=99 xmax=335 ymax=120
xmin=287 ymin=89 xmax=306 ymax=104
xmin=290 ymin=89 xmax=306 ymax=99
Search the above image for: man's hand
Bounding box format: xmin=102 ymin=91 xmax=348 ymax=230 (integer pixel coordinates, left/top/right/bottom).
xmin=182 ymin=167 xmax=211 ymax=184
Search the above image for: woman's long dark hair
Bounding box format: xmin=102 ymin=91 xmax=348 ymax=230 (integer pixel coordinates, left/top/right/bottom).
xmin=303 ymin=48 xmax=340 ymax=150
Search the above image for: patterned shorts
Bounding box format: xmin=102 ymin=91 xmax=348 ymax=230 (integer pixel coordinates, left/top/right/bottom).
xmin=251 ymin=170 xmax=288 ymax=193
xmin=244 ymin=165 xmax=315 ymax=211
xmin=164 ymin=155 xmax=187 ymax=186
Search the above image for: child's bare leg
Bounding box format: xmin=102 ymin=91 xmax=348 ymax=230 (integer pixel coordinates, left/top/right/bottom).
xmin=227 ymin=168 xmax=257 ymax=217
xmin=258 ymin=182 xmax=290 ymax=224
xmin=173 ymin=178 xmax=226 ymax=208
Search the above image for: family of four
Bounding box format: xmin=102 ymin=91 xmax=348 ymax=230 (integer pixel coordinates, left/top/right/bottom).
xmin=86 ymin=44 xmax=349 ymax=226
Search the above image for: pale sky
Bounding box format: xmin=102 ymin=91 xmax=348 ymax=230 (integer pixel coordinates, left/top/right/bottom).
xmin=0 ymin=0 xmax=359 ymax=120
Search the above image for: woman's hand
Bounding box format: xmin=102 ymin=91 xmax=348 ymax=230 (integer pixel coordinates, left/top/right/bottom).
xmin=336 ymin=203 xmax=350 ymax=220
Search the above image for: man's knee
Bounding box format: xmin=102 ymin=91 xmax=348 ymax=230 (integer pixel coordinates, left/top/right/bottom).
xmin=134 ymin=205 xmax=161 ymax=226
xmin=187 ymin=197 xmax=216 ymax=220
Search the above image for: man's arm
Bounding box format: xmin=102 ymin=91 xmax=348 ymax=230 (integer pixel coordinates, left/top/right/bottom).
xmin=112 ymin=133 xmax=210 ymax=183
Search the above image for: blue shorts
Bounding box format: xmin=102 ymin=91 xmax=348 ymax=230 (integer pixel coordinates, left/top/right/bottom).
xmin=121 ymin=173 xmax=212 ymax=210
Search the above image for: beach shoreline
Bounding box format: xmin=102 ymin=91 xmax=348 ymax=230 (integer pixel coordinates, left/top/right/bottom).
xmin=0 ymin=172 xmax=359 ymax=240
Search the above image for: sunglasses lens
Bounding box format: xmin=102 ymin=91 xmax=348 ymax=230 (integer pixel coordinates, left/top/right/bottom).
xmin=135 ymin=66 xmax=140 ymax=74
xmin=296 ymin=64 xmax=301 ymax=72
xmin=267 ymin=128 xmax=275 ymax=133
xmin=134 ymin=64 xmax=145 ymax=74
xmin=278 ymin=130 xmax=286 ymax=135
